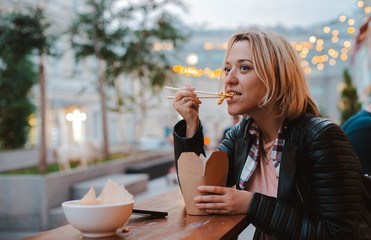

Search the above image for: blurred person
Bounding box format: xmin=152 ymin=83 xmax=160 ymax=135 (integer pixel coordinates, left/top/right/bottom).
xmin=342 ymin=103 xmax=371 ymax=175
xmin=171 ymin=30 xmax=371 ymax=239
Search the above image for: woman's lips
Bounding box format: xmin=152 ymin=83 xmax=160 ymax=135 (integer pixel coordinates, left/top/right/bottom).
xmin=226 ymin=93 xmax=241 ymax=104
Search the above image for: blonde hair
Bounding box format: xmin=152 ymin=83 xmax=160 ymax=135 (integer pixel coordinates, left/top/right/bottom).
xmin=223 ymin=30 xmax=319 ymax=120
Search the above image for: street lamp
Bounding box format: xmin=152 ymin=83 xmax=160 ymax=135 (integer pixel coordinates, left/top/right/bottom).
xmin=186 ymin=53 xmax=198 ymax=66
xmin=66 ymin=109 xmax=87 ymax=144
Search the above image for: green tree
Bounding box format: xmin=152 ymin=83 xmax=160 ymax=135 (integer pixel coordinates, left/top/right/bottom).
xmin=70 ymin=0 xmax=187 ymax=155
xmin=0 ymin=52 xmax=37 ymax=149
xmin=0 ymin=8 xmax=54 ymax=173
xmin=70 ymin=0 xmax=133 ymax=159
xmin=107 ymin=0 xmax=188 ymax=145
xmin=339 ymin=68 xmax=361 ymax=125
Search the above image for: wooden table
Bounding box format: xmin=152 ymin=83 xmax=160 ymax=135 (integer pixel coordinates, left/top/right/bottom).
xmin=23 ymin=188 xmax=250 ymax=240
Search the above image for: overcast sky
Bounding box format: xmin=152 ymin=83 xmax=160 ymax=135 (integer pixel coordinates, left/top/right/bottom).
xmin=173 ymin=0 xmax=360 ymax=29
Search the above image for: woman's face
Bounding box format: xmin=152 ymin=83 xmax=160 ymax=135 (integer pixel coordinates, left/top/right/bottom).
xmin=223 ymin=40 xmax=267 ymax=117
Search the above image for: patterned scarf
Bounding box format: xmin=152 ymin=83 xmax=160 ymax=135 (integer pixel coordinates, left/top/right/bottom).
xmin=239 ymin=122 xmax=285 ymax=189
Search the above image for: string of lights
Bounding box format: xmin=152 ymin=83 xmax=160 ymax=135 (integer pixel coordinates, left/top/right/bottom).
xmin=171 ymin=0 xmax=370 ymax=78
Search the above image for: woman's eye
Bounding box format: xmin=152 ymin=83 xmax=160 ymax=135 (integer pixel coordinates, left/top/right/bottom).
xmin=224 ymin=67 xmax=231 ymax=73
xmin=240 ymin=65 xmax=249 ymax=71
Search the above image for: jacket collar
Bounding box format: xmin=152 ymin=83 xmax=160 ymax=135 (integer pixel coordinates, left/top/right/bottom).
xmin=242 ymin=116 xmax=299 ymax=201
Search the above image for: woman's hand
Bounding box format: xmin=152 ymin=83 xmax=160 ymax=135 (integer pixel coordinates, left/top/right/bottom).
xmin=173 ymin=84 xmax=202 ymax=138
xmin=194 ymin=186 xmax=253 ymax=214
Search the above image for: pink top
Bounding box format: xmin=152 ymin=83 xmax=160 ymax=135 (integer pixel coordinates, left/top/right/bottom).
xmin=245 ymin=140 xmax=278 ymax=239
xmin=245 ymin=139 xmax=279 ymax=197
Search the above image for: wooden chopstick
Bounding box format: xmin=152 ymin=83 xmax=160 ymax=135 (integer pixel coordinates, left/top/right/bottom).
xmin=166 ymin=96 xmax=220 ymax=99
xmin=164 ymin=86 xmax=219 ymax=96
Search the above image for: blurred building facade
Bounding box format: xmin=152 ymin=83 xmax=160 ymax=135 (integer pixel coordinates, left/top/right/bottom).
xmin=1 ymin=0 xmax=370 ymax=154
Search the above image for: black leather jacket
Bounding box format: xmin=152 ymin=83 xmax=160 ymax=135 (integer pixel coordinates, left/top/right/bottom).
xmin=173 ymin=114 xmax=371 ymax=240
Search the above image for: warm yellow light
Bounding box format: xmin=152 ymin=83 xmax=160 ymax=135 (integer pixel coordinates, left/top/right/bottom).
xmin=358 ymin=1 xmax=364 ymax=7
xmin=204 ymin=42 xmax=212 ymax=50
xmin=173 ymin=65 xmax=222 ymax=79
xmin=186 ymin=53 xmax=199 ymax=66
xmin=300 ymin=52 xmax=307 ymax=58
xmin=323 ymin=55 xmax=329 ymax=62
xmin=348 ymin=27 xmax=355 ymax=34
xmin=332 ymin=36 xmax=339 ymax=43
xmin=318 ymin=56 xmax=324 ymax=63
xmin=66 ymin=113 xmax=74 ymax=121
xmin=329 ymin=59 xmax=336 ymax=66
xmin=311 ymin=56 xmax=318 ymax=64
xmin=304 ymin=67 xmax=311 ymax=74
xmin=188 ymin=67 xmax=196 ymax=76
xmin=153 ymin=42 xmax=173 ymax=51
xmin=317 ymin=63 xmax=324 ymax=71
xmin=328 ymin=49 xmax=335 ymax=56
xmin=179 ymin=66 xmax=185 ymax=74
xmin=332 ymin=29 xmax=339 ymax=36
xmin=66 ymin=109 xmax=86 ymax=122
xmin=184 ymin=68 xmax=190 ymax=76
xmin=348 ymin=18 xmax=355 ymax=25
xmin=309 ymin=36 xmax=317 ymax=43
xmin=344 ymin=41 xmax=351 ymax=48
xmin=153 ymin=43 xmax=161 ymax=51
xmin=301 ymin=60 xmax=309 ymax=68
xmin=333 ymin=51 xmax=339 ymax=58
xmin=173 ymin=65 xmax=182 ymax=72
xmin=316 ymin=45 xmax=323 ymax=51
xmin=365 ymin=7 xmax=371 ymax=14
xmin=209 ymin=71 xmax=216 ymax=79
xmin=297 ymin=41 xmax=314 ymax=49
xmin=202 ymin=42 xmax=228 ymax=50
xmin=339 ymin=15 xmax=346 ymax=22
xmin=317 ymin=39 xmax=324 ymax=46
xmin=295 ymin=44 xmax=303 ymax=51
xmin=323 ymin=26 xmax=331 ymax=33
xmin=340 ymin=54 xmax=348 ymax=61
xmin=28 ymin=113 xmax=37 ymax=127
xmin=302 ymin=47 xmax=309 ymax=54
xmin=166 ymin=43 xmax=173 ymax=50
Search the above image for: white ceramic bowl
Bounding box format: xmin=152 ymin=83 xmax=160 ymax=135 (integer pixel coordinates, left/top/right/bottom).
xmin=62 ymin=200 xmax=134 ymax=238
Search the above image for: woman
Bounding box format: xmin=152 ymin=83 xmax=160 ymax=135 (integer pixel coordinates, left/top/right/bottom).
xmin=172 ymin=30 xmax=371 ymax=239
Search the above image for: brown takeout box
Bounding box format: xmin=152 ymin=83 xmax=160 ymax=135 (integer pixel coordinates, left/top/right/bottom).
xmin=177 ymin=151 xmax=228 ymax=215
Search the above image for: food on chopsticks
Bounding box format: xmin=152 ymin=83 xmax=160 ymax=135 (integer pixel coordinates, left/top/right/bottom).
xmin=121 ymin=227 xmax=130 ymax=233
xmin=165 ymin=86 xmax=233 ymax=105
xmin=217 ymin=93 xmax=233 ymax=105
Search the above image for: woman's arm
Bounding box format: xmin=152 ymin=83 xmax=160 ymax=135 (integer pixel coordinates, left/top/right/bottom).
xmin=173 ymin=117 xmax=247 ymax=186
xmin=173 ymin=119 xmax=205 ymax=161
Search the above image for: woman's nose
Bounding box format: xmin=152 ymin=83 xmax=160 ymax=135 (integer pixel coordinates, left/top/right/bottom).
xmin=224 ymin=69 xmax=237 ymax=85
